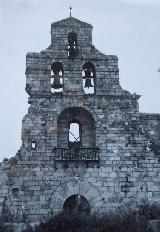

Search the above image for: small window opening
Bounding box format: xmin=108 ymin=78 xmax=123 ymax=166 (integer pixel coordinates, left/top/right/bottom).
xmin=82 ymin=62 xmax=95 ymax=94
xmin=12 ymin=188 xmax=19 ymax=197
xmin=147 ymin=140 xmax=152 ymax=151
xmin=31 ymin=141 xmax=36 ymax=149
xmin=68 ymin=32 xmax=78 ymax=59
xmin=51 ymin=62 xmax=63 ymax=93
xmin=69 ymin=122 xmax=81 ymax=148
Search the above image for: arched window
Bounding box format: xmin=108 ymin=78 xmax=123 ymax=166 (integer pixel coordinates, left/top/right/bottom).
xmin=51 ymin=62 xmax=63 ymax=93
xmin=69 ymin=121 xmax=81 ymax=148
xmin=68 ymin=32 xmax=78 ymax=59
xmin=57 ymin=107 xmax=95 ymax=148
xmin=82 ymin=62 xmax=95 ymax=94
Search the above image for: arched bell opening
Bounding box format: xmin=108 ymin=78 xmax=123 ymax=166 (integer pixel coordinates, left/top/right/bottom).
xmin=82 ymin=62 xmax=95 ymax=95
xmin=68 ymin=32 xmax=78 ymax=59
xmin=63 ymin=195 xmax=90 ymax=215
xmin=51 ymin=62 xmax=63 ymax=93
xmin=57 ymin=107 xmax=95 ymax=148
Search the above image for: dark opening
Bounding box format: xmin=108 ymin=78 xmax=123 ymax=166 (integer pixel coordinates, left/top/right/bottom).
xmin=68 ymin=32 xmax=78 ymax=59
xmin=12 ymin=188 xmax=19 ymax=197
xmin=82 ymin=62 xmax=95 ymax=94
xmin=63 ymin=195 xmax=90 ymax=214
xmin=51 ymin=62 xmax=63 ymax=93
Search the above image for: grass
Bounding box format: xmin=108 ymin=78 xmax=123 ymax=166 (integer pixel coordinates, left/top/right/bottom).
xmin=23 ymin=209 xmax=152 ymax=232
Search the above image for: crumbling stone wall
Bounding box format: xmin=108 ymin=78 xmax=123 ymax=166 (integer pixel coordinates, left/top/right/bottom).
xmin=0 ymin=17 xmax=160 ymax=227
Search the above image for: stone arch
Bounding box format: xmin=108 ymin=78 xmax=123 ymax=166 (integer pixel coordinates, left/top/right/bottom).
xmin=57 ymin=107 xmax=96 ymax=148
xmin=57 ymin=104 xmax=97 ymax=123
xmin=63 ymin=194 xmax=90 ymax=214
xmin=49 ymin=180 xmax=103 ymax=214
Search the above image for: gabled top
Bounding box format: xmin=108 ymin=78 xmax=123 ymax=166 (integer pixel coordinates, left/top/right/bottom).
xmin=51 ymin=16 xmax=93 ymax=29
xmin=26 ymin=16 xmax=138 ymax=102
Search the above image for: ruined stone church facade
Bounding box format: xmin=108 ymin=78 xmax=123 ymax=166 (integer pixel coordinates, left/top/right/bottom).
xmin=0 ymin=17 xmax=160 ymax=223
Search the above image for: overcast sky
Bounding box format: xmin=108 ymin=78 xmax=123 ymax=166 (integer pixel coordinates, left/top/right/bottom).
xmin=0 ymin=0 xmax=160 ymax=161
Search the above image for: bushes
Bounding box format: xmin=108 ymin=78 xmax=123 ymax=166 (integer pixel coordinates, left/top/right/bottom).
xmin=2 ymin=203 xmax=159 ymax=232
xmin=2 ymin=203 xmax=160 ymax=232
xmin=138 ymin=202 xmax=160 ymax=220
xmin=23 ymin=209 xmax=152 ymax=232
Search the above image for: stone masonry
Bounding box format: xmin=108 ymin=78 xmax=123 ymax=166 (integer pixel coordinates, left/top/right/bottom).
xmin=0 ymin=16 xmax=160 ymax=225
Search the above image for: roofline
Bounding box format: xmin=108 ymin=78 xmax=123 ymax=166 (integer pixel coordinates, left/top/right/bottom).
xmin=51 ymin=17 xmax=93 ymax=29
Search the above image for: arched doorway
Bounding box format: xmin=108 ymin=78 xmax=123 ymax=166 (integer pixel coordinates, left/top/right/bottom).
xmin=49 ymin=180 xmax=103 ymax=214
xmin=63 ymin=195 xmax=90 ymax=214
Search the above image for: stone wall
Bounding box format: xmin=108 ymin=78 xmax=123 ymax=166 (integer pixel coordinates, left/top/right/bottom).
xmin=0 ymin=16 xmax=160 ymax=227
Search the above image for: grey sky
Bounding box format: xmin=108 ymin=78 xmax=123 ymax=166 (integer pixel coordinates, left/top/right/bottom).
xmin=0 ymin=0 xmax=160 ymax=161
xmin=123 ymin=0 xmax=160 ymax=5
